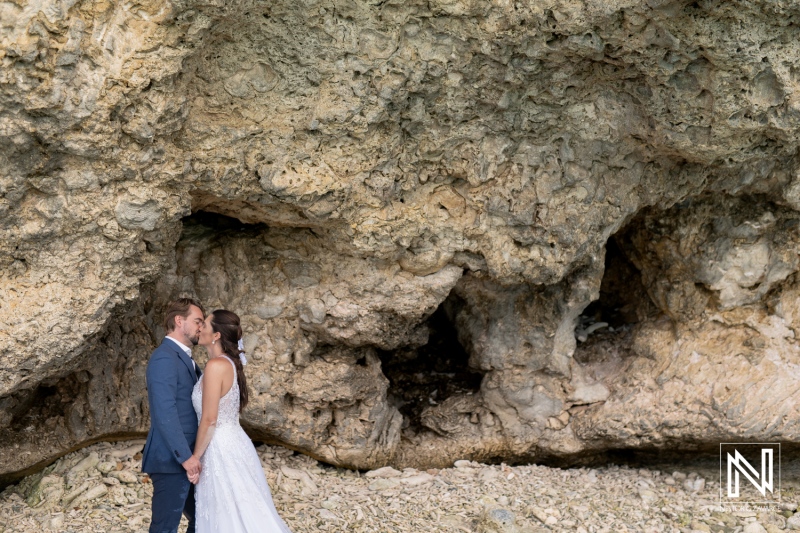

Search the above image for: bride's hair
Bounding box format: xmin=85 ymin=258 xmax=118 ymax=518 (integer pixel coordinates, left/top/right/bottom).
xmin=209 ymin=309 xmax=249 ymax=412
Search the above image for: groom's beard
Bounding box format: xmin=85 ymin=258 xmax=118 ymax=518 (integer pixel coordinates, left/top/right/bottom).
xmin=185 ymin=327 xmax=201 ymax=346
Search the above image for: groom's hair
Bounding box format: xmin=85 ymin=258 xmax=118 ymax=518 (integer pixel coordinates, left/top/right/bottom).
xmin=164 ymin=298 xmax=205 ymax=332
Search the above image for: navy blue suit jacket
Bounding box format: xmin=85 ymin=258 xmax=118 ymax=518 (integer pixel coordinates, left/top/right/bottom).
xmin=142 ymin=338 xmax=201 ymax=474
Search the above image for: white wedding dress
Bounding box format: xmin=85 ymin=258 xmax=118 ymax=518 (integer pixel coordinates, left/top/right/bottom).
xmin=192 ymin=355 xmax=292 ymax=533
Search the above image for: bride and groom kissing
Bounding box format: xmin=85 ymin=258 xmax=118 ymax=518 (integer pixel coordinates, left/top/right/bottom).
xmin=141 ymin=298 xmax=292 ymax=533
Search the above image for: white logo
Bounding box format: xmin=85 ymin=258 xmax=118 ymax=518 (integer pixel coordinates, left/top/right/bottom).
xmin=727 ymin=448 xmax=773 ymax=498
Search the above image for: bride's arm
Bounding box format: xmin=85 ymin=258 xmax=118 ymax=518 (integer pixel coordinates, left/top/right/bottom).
xmin=192 ymin=358 xmax=229 ymax=461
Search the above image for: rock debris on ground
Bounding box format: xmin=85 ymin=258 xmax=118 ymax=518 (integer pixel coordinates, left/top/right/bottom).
xmin=1 ymin=440 xmax=798 ymax=533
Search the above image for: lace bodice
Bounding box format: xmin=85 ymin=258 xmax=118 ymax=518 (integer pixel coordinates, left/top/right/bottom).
xmin=191 ymin=355 xmax=292 ymax=533
xmin=192 ymin=355 xmax=240 ymax=427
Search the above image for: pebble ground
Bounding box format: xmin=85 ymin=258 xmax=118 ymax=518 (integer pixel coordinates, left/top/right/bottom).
xmin=1 ymin=439 xmax=799 ymax=532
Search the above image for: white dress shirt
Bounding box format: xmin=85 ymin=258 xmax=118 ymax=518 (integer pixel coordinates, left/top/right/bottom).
xmin=165 ymin=336 xmax=196 ymax=370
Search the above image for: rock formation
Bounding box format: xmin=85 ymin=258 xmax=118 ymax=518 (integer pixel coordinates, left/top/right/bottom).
xmin=3 ymin=0 xmax=800 ymax=482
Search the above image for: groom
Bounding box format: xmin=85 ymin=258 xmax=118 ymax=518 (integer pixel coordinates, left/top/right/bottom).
xmin=142 ymin=298 xmax=205 ymax=533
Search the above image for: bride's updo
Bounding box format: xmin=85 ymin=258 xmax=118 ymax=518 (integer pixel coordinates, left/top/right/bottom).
xmin=209 ymin=310 xmax=249 ymax=412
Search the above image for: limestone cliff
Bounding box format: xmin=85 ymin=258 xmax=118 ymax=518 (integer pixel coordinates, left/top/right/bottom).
xmin=2 ymin=0 xmax=800 ymax=482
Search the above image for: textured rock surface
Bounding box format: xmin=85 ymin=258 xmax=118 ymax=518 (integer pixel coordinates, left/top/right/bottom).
xmin=3 ymin=0 xmax=800 ymax=480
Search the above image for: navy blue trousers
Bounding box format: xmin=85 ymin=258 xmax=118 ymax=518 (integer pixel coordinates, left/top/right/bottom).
xmin=149 ymin=473 xmax=195 ymax=533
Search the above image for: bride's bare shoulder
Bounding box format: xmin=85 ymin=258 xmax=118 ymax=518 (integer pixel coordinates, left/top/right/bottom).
xmin=204 ymin=357 xmax=234 ymax=377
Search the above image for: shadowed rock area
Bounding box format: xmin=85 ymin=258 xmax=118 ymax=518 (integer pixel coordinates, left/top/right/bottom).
xmin=3 ymin=0 xmax=800 ymax=482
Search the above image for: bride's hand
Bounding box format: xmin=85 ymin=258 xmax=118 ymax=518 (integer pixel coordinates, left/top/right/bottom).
xmin=188 ymin=472 xmax=200 ymax=484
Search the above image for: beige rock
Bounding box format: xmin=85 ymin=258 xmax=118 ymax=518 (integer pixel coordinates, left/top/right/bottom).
xmin=529 ymin=507 xmax=549 ymax=524
xmin=743 ymin=523 xmax=767 ymax=533
xmin=109 ymin=442 xmax=146 ymax=459
xmin=3 ymin=0 xmax=800 ymax=481
xmin=638 ymin=489 xmax=658 ymax=504
xmin=71 ymin=483 xmax=108 ymax=507
xmin=787 ymin=512 xmax=800 ymax=530
xmin=758 ymin=511 xmax=786 ymax=529
xmin=398 ymin=473 xmax=434 ymax=486
xmin=109 ymin=470 xmax=139 ymax=484
xmin=68 ymin=453 xmax=100 ymax=476
xmin=478 ymin=507 xmax=518 ymax=533
xmin=279 ymin=466 xmax=318 ymax=493
xmin=61 ymin=481 xmax=91 ymax=507
xmin=96 ymin=462 xmax=116 ymax=475
xmin=368 ymin=478 xmax=400 ymax=491
xmin=365 ymin=466 xmax=402 ymax=478
xmin=44 ymin=513 xmax=65 ymax=530
xmin=108 ymin=485 xmax=129 ymax=507
xmin=25 ymin=475 xmax=64 ymax=509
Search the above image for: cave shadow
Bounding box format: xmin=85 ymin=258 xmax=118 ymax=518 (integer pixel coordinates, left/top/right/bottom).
xmin=531 ymin=443 xmax=800 ymax=489
xmin=377 ymin=293 xmax=483 ymax=433
xmin=577 ymin=233 xmax=658 ymax=343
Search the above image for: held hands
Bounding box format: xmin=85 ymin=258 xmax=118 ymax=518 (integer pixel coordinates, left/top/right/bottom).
xmin=183 ymin=454 xmax=202 ymax=484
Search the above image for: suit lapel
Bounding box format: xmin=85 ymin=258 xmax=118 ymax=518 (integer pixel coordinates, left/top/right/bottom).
xmin=162 ymin=338 xmax=198 ymax=384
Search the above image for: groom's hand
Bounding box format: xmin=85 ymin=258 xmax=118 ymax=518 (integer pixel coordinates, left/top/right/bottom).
xmin=182 ymin=455 xmax=201 ymax=477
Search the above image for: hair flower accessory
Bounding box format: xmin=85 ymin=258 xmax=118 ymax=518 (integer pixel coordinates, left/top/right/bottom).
xmin=237 ymin=339 xmax=247 ymax=366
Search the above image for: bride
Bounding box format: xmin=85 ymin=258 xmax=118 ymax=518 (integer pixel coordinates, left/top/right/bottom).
xmin=189 ymin=309 xmax=292 ymax=532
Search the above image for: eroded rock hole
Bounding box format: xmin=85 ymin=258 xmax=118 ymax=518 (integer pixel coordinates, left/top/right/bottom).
xmin=575 ymin=233 xmax=656 ymax=358
xmin=183 ymin=209 xmax=268 ymax=233
xmin=378 ymin=294 xmax=483 ymax=432
xmin=5 ymin=384 xmax=61 ymax=431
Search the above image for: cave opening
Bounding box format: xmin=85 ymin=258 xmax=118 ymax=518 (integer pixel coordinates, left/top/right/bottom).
xmin=183 ymin=209 xmax=269 ymax=234
xmin=378 ymin=293 xmax=483 ymax=433
xmin=574 ymin=232 xmax=657 ymax=359
xmin=6 ymin=384 xmax=61 ymax=431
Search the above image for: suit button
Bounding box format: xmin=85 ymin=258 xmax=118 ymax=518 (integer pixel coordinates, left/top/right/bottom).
xmin=174 ymin=450 xmax=179 ymax=456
